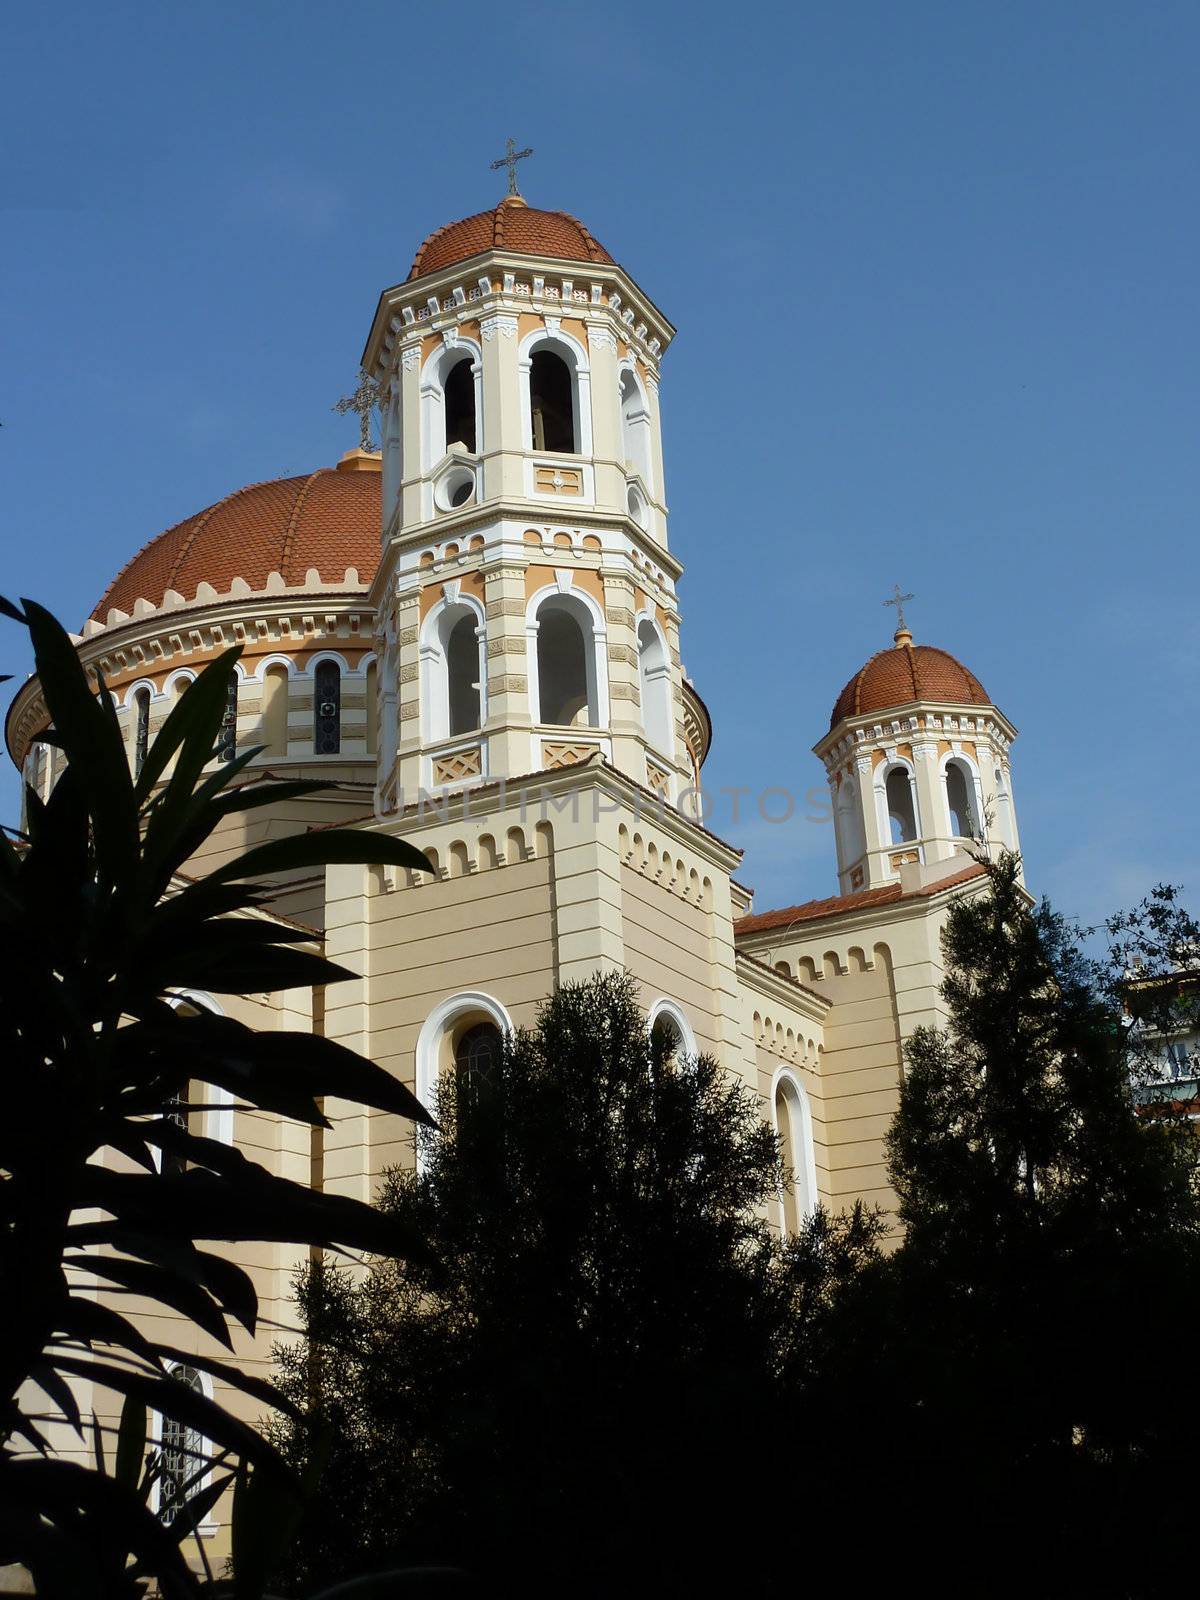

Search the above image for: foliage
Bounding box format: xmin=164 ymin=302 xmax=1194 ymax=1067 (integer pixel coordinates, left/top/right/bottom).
xmin=0 ymin=597 xmax=434 ymax=1598
xmin=813 ymin=854 xmax=1200 ymax=1598
xmin=271 ymin=972 xmax=880 ymax=1598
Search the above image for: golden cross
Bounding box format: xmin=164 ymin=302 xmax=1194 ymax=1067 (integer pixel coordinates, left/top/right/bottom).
xmin=490 ymin=137 xmax=533 ymax=197
xmin=883 ymin=584 xmax=915 ymax=633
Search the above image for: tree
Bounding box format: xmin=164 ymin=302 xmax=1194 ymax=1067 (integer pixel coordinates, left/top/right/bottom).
xmin=271 ymin=973 xmax=879 ymax=1598
xmin=813 ymin=855 xmax=1200 ymax=1598
xmin=0 ymin=598 xmax=433 ymax=1599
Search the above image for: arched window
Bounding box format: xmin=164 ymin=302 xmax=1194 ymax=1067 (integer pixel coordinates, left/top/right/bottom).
xmin=133 ymin=688 xmax=150 ymax=777
xmin=774 ymin=1071 xmax=816 ymax=1236
xmin=529 ymin=349 xmax=576 ymax=453
xmin=454 ymin=1021 xmax=502 ymax=1122
xmin=161 ymin=1081 xmax=190 ymax=1178
xmin=945 ymin=759 xmax=976 ymax=838
xmin=647 ymin=999 xmax=696 ymax=1072
xmin=217 ymin=674 xmax=238 ymax=763
xmin=446 ymin=615 xmax=481 ymax=735
xmin=443 ymin=357 xmax=476 ymax=454
xmin=619 ymin=367 xmax=652 ymax=486
xmin=885 ymin=766 xmax=918 ymax=845
xmin=158 ymin=1364 xmax=204 ymax=1526
xmin=537 ymin=602 xmax=592 ymax=726
xmin=313 ymin=659 xmax=341 ymax=755
xmin=262 ymin=663 xmax=289 ymax=757
xmin=637 ymin=617 xmax=673 ymax=755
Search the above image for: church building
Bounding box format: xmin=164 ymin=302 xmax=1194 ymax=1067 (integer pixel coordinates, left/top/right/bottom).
xmin=5 ymin=174 xmax=1023 ymax=1543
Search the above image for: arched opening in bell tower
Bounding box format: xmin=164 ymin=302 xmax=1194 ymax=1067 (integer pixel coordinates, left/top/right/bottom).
xmin=619 ymin=366 xmax=652 ymax=487
xmin=443 ymin=356 xmax=477 ymax=454
xmin=536 ymin=598 xmax=595 ymax=726
xmin=885 ymin=766 xmax=918 ymax=845
xmin=446 ymin=613 xmax=481 ymax=736
xmin=529 ymin=349 xmax=576 ymax=453
xmin=945 ymin=759 xmax=977 ymax=838
xmin=637 ymin=617 xmax=673 ymax=755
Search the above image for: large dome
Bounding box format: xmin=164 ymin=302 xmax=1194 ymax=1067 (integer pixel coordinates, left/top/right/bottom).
xmin=830 ymin=637 xmax=990 ymax=730
xmin=409 ymin=195 xmax=613 ymax=281
xmin=92 ymin=459 xmax=382 ymax=622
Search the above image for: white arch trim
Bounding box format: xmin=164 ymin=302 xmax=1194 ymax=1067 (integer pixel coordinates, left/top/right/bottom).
xmin=414 ymin=990 xmax=514 ymax=1123
xmin=524 ymin=580 xmax=609 ymax=730
xmin=770 ymin=1065 xmax=818 ymax=1231
xmin=120 ymin=677 xmax=162 ymax=708
xmin=301 ymin=649 xmax=353 ymax=679
xmin=646 ymin=997 xmax=697 ymax=1061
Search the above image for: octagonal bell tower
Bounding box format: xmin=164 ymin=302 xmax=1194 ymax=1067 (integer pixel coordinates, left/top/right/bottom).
xmin=361 ymin=185 xmax=697 ymax=814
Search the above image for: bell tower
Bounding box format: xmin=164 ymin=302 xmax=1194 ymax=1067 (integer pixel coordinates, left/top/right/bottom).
xmin=814 ymin=614 xmax=1020 ymax=895
xmin=361 ymin=182 xmax=690 ymax=813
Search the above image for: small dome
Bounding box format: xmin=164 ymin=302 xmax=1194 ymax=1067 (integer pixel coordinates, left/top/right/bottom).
xmin=409 ymin=196 xmax=613 ymax=281
xmin=92 ymin=458 xmax=381 ymax=621
xmin=830 ymin=638 xmax=991 ymax=730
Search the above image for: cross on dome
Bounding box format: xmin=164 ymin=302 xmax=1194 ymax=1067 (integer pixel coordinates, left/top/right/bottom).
xmin=489 ymin=137 xmax=533 ymax=198
xmin=883 ymin=583 xmax=915 ymax=643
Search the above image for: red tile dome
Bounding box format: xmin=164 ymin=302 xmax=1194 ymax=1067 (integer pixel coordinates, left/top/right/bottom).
xmin=830 ymin=638 xmax=991 ymax=730
xmin=409 ymin=196 xmax=613 ymax=281
xmin=91 ymin=460 xmax=382 ymax=622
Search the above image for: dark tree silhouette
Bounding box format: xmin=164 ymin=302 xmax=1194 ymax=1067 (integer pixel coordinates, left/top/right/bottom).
xmin=812 ymin=855 xmax=1200 ymax=1599
xmin=271 ymin=972 xmax=879 ymax=1598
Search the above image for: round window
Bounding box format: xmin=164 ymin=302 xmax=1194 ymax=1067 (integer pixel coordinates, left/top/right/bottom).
xmin=435 ymin=463 xmax=476 ymax=512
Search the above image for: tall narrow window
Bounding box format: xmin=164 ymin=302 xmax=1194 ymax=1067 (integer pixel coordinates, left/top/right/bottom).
xmin=945 ymin=760 xmax=976 ymax=837
xmin=133 ymin=688 xmax=150 ymax=777
xmin=365 ymin=660 xmax=378 ymax=755
xmin=162 ymin=1082 xmax=189 ymax=1177
xmin=158 ymin=1365 xmax=204 ymax=1526
xmin=885 ymin=767 xmax=918 ymax=845
xmin=455 ymin=1021 xmax=502 ymax=1122
xmin=529 ymin=350 xmax=576 ymax=453
xmin=537 ymin=604 xmax=591 ymax=726
xmin=444 ymin=357 xmax=476 ymax=453
xmin=446 ymin=615 xmax=480 ymax=735
xmin=650 ymin=1012 xmax=682 ymax=1072
xmin=774 ymin=1074 xmax=814 ymax=1236
xmin=217 ymin=675 xmax=238 ymax=763
xmin=313 ymin=660 xmax=341 ymax=755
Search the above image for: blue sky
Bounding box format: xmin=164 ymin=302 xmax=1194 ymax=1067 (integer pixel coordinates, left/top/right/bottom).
xmin=2 ymin=0 xmax=1196 ymax=926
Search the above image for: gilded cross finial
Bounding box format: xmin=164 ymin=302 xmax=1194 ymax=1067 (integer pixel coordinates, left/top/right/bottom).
xmin=883 ymin=584 xmax=915 ymax=637
xmin=490 ymin=136 xmax=533 ymax=197
xmin=333 ymin=369 xmax=381 ymax=453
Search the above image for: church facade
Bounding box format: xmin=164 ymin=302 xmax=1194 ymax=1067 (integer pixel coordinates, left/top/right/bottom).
xmin=6 ymin=186 xmax=1023 ymax=1544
